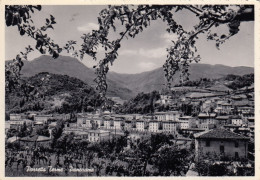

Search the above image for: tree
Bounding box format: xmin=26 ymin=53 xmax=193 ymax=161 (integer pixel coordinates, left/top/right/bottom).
xmin=5 ymin=5 xmax=254 ymax=103
xmin=36 ymin=123 xmax=50 ymax=137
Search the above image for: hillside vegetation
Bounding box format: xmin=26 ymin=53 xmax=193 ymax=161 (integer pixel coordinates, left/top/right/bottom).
xmin=6 ymin=72 xmax=103 ymax=114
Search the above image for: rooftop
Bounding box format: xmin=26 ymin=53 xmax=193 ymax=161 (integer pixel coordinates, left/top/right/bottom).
xmin=198 ymin=113 xmax=216 ymax=118
xmin=216 ymin=116 xmax=229 ymax=120
xmin=88 ymin=129 xmax=110 ymax=134
xmin=194 ymin=129 xmax=249 ymax=140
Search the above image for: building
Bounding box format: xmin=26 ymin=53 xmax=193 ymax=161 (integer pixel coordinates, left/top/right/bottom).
xmin=198 ymin=123 xmax=215 ymax=130
xmin=113 ymin=119 xmax=123 ymax=130
xmin=215 ymin=101 xmax=233 ymax=114
xmin=77 ymin=115 xmax=92 ymax=128
xmin=154 ymin=111 xmax=180 ymax=121
xmin=231 ymin=116 xmax=243 ymax=126
xmin=162 ymin=121 xmax=179 ymax=134
xmin=124 ymin=120 xmax=132 ymax=131
xmin=194 ymin=129 xmax=249 ymax=160
xmin=148 ymin=120 xmax=159 ymax=133
xmin=179 ymin=116 xmax=194 ymax=129
xmin=9 ymin=114 xmax=22 ymax=121
xmin=215 ymin=116 xmax=230 ymax=126
xmin=198 ymin=113 xmax=217 ymax=124
xmin=34 ymin=115 xmax=53 ymax=123
xmin=247 ymin=117 xmax=254 ymax=127
xmin=136 ymin=120 xmax=145 ymax=132
xmin=88 ymin=130 xmax=110 ymax=142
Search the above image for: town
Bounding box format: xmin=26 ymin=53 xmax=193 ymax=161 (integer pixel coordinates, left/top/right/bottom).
xmin=4 ymin=4 xmax=256 ymax=177
xmin=5 ymin=80 xmax=255 ymax=176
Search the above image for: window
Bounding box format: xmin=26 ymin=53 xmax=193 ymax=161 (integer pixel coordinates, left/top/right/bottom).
xmin=220 ymin=145 xmax=225 ymax=154
xmin=206 ymin=140 xmax=210 ymax=147
xmin=235 ymin=152 xmax=239 ymax=159
xmin=83 ymin=119 xmax=86 ymax=124
xmin=235 ymin=142 xmax=239 ymax=148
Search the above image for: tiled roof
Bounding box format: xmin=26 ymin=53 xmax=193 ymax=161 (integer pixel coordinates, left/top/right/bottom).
xmin=194 ymin=129 xmax=249 ymax=140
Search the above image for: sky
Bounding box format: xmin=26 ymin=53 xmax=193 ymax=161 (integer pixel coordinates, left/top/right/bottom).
xmin=5 ymin=5 xmax=254 ymax=74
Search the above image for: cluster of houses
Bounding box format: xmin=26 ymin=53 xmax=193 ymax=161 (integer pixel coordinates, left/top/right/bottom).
xmin=5 ymin=88 xmax=255 ymax=162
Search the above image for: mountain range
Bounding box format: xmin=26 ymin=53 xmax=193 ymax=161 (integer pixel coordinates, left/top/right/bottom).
xmin=8 ymin=55 xmax=254 ymax=100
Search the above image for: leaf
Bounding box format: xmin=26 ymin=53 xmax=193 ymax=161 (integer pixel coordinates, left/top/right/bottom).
xmin=46 ymin=18 xmax=50 ymax=24
xmin=41 ymin=26 xmax=47 ymax=31
xmin=47 ymin=24 xmax=54 ymax=29
xmin=50 ymin=15 xmax=55 ymax=21
xmin=220 ymin=34 xmax=226 ymax=39
xmin=20 ymin=29 xmax=25 ymax=36
xmin=53 ymin=51 xmax=59 ymax=59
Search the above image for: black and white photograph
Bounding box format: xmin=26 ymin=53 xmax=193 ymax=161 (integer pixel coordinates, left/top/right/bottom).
xmin=3 ymin=1 xmax=258 ymax=177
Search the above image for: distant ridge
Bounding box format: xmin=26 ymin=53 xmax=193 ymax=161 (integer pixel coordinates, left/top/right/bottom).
xmin=6 ymin=55 xmax=254 ymax=99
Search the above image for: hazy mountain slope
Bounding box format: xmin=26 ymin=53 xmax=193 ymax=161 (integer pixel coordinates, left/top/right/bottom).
xmin=7 ymin=55 xmax=254 ymax=98
xmin=108 ymin=64 xmax=254 ymax=93
xmin=11 ymin=55 xmax=134 ymax=100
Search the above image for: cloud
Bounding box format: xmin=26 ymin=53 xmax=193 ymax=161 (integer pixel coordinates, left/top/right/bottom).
xmin=77 ymin=23 xmax=99 ymax=32
xmin=138 ymin=62 xmax=157 ymax=71
xmin=161 ymin=33 xmax=179 ymax=43
xmin=120 ymin=49 xmax=137 ymax=56
xmin=139 ymin=48 xmax=167 ymax=58
xmin=120 ymin=47 xmax=167 ymax=59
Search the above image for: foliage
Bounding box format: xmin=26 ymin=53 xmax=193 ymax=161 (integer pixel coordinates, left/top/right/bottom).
xmin=118 ymin=91 xmax=160 ymax=114
xmin=195 ymin=152 xmax=254 ymax=176
xmin=18 ymin=122 xmax=33 ymax=137
xmin=5 ymin=5 xmax=61 ymax=91
xmin=152 ymin=145 xmax=190 ymax=175
xmin=5 ymin=72 xmax=103 ymax=114
xmin=5 ymin=5 xmax=254 ymax=104
xmin=36 ymin=123 xmax=50 ymax=137
xmin=51 ymin=119 xmax=64 ymax=146
xmin=75 ymin=5 xmax=254 ymax=98
xmin=225 ymin=73 xmax=254 ymax=90
xmin=175 ymin=78 xmax=212 ymax=87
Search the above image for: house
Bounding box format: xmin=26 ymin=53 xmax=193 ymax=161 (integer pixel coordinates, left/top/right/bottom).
xmin=34 ymin=115 xmax=53 ymax=123
xmin=162 ymin=121 xmax=179 ymax=134
xmin=194 ymin=129 xmax=249 ymax=160
xmin=247 ymin=117 xmax=254 ymax=127
xmin=148 ymin=120 xmax=159 ymax=133
xmin=215 ymin=101 xmax=233 ymax=114
xmin=198 ymin=113 xmax=217 ymax=124
xmin=9 ymin=120 xmax=24 ymax=129
xmin=91 ymin=118 xmax=103 ymax=129
xmin=154 ymin=111 xmax=180 ymax=121
xmin=215 ymin=116 xmax=230 ymax=126
xmin=104 ymin=119 xmax=114 ymax=130
xmin=77 ymin=115 xmax=92 ymax=128
xmin=231 ymin=116 xmax=243 ymax=126
xmin=198 ymin=123 xmax=215 ymax=130
xmin=221 ymin=103 xmax=233 ymax=114
xmin=9 ymin=114 xmax=22 ymax=121
xmin=179 ymin=116 xmax=195 ymax=129
xmin=124 ymin=120 xmax=132 ymax=131
xmin=136 ymin=120 xmax=145 ymax=132
xmin=88 ymin=130 xmax=111 ymax=142
xmin=237 ymin=106 xmax=254 ymax=115
xmin=113 ymin=119 xmax=123 ymax=130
